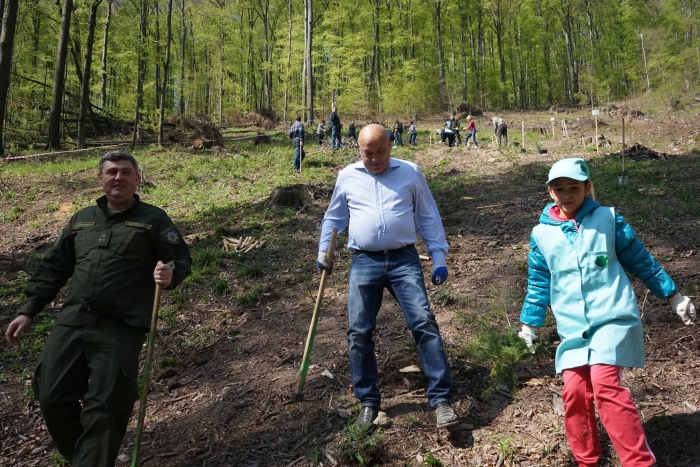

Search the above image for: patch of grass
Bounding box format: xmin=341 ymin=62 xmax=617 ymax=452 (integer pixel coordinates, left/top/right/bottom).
xmin=159 ymin=307 xmax=177 ymax=326
xmin=236 ymin=264 xmax=264 ymax=279
xmin=336 ymin=424 xmax=385 ymax=466
xmin=212 ymin=277 xmax=231 ymax=295
xmin=157 ymin=356 xmax=179 ymax=368
xmin=235 ymin=284 xmax=264 ymax=306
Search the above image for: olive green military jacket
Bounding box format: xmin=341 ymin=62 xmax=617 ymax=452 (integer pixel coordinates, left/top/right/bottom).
xmin=18 ymin=195 xmax=192 ymax=329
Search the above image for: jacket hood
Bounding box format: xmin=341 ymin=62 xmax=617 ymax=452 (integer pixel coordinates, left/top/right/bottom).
xmin=539 ymin=197 xmax=600 ymax=225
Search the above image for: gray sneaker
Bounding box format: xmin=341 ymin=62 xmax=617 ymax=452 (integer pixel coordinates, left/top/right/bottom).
xmin=435 ymin=402 xmax=459 ymax=428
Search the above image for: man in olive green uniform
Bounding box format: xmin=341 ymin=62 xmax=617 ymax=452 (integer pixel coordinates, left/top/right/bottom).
xmin=5 ymin=151 xmax=192 ymax=467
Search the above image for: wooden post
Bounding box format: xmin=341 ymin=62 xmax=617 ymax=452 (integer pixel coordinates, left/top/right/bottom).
xmin=521 ymin=121 xmax=525 ymax=149
xmin=594 ymin=115 xmax=599 ymax=156
xmin=621 ymin=117 xmax=626 ymax=173
xmin=562 ymin=119 xmax=568 ymax=138
xmin=551 ymin=118 xmax=556 ymax=139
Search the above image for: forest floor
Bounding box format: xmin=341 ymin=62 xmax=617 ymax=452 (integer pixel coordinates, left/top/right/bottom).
xmin=1 ymin=104 xmax=699 ymax=467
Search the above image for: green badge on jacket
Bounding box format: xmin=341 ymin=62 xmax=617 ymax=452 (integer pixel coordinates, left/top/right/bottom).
xmin=595 ymin=255 xmax=609 ymax=268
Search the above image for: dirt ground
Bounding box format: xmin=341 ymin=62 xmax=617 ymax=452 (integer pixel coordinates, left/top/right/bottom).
xmin=1 ymin=108 xmax=699 ymax=467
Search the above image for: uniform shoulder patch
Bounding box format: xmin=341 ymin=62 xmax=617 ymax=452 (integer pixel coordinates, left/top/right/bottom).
xmin=161 ymin=227 xmax=181 ymax=244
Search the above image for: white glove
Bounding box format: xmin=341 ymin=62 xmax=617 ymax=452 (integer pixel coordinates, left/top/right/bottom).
xmin=669 ymin=293 xmax=696 ymax=325
xmin=317 ymin=250 xmax=332 ymax=274
xmin=518 ymin=324 xmax=538 ymax=351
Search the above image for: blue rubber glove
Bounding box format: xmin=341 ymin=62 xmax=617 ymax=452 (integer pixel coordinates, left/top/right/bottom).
xmin=317 ymin=251 xmax=333 ymax=275
xmin=431 ymin=265 xmax=448 ymax=285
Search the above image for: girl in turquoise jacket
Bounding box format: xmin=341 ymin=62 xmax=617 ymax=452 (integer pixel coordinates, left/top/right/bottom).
xmin=518 ymin=158 xmax=696 ymax=467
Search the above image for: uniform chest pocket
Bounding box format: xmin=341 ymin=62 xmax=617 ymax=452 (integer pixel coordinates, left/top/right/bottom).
xmin=72 ymin=223 xmax=99 ymax=255
xmin=115 ymin=222 xmax=153 ymax=256
xmin=585 ymin=250 xmax=614 ymax=285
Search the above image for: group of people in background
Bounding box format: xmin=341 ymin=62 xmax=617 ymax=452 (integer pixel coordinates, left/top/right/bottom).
xmin=315 ymin=107 xmax=357 ymax=149
xmin=292 ymin=110 xmax=513 ymax=171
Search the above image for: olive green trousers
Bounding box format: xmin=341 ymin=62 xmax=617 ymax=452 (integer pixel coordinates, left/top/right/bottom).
xmin=33 ymin=315 xmax=146 ymax=467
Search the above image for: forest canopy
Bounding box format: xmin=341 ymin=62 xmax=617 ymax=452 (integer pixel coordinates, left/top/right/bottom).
xmin=1 ymin=0 xmax=699 ymax=149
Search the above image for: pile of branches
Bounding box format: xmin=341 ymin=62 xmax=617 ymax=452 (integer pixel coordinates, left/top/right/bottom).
xmin=246 ymin=108 xmax=278 ymax=130
xmin=548 ymin=105 xmax=580 ymax=114
xmin=622 ymin=143 xmax=671 ymax=161
xmin=183 ymin=114 xmax=224 ymax=147
xmin=455 ymin=102 xmax=483 ymax=117
xmin=604 ymin=105 xmax=644 ymax=118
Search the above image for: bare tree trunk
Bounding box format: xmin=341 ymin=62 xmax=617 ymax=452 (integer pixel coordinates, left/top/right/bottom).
xmin=305 ymin=0 xmax=313 ymax=123
xmin=178 ymin=0 xmax=186 ymax=115
xmin=48 ymin=0 xmax=73 ymax=150
xmin=100 ymin=0 xmax=111 ymax=110
xmin=370 ymin=0 xmax=382 ymax=113
xmin=639 ymin=30 xmax=651 ymax=93
xmin=131 ymin=0 xmax=148 ymax=150
xmin=77 ymin=0 xmax=102 ymax=149
xmin=158 ymin=0 xmax=174 ymax=145
xmin=562 ymin=6 xmax=579 ymax=103
xmin=0 ymin=0 xmax=19 ymax=155
xmin=154 ymin=1 xmax=161 ymax=110
xmin=283 ymin=0 xmax=291 ymax=123
xmin=433 ymin=0 xmax=445 ymax=111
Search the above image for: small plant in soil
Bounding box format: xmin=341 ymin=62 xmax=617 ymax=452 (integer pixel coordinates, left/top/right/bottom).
xmin=421 ymin=450 xmax=444 ymax=466
xmin=456 ymin=319 xmax=532 ymax=396
xmin=336 ymin=424 xmax=385 ymax=465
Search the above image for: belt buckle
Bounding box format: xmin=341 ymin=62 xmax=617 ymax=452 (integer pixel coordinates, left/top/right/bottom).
xmin=383 ymin=248 xmax=389 ymax=254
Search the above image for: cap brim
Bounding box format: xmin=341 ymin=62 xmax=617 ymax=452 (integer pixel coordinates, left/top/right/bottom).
xmin=546 ymin=172 xmax=589 ymax=184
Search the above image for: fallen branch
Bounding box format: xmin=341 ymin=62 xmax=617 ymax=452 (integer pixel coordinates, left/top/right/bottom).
xmin=1 ymin=143 xmax=128 ymax=161
xmin=476 ymin=203 xmax=510 ymax=210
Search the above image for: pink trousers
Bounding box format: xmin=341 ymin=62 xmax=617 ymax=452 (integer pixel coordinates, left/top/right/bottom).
xmin=561 ymin=364 xmax=655 ymax=467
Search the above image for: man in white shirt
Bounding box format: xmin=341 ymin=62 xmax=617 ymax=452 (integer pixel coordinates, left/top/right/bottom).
xmin=317 ymin=124 xmax=458 ymax=430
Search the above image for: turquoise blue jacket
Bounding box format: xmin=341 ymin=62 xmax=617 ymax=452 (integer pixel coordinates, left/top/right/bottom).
xmin=520 ymin=197 xmax=676 ymax=373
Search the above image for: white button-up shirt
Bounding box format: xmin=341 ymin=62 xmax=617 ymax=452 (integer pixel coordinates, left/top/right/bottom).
xmin=319 ymin=158 xmax=448 ymax=265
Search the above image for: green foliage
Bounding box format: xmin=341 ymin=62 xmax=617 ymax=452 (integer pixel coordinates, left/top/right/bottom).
xmin=211 ymin=277 xmax=231 ymax=295
xmin=52 ymin=454 xmax=69 ymax=467
xmin=2 ymin=0 xmax=699 ymax=148
xmin=336 ymin=424 xmax=385 ymax=466
xmin=236 ymin=265 xmax=264 ymax=279
xmin=456 ymin=319 xmax=531 ymax=396
xmin=235 ymin=284 xmax=264 ymax=306
xmin=422 ymin=451 xmax=444 ymax=467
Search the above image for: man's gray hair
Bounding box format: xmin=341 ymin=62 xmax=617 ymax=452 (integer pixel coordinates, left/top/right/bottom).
xmin=98 ymin=150 xmax=139 ymax=173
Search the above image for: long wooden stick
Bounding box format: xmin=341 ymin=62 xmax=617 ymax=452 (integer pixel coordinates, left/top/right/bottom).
xmin=521 ymin=121 xmax=525 ymax=149
xmin=291 ymin=228 xmax=338 ymax=401
xmin=131 ymin=284 xmax=163 ymax=467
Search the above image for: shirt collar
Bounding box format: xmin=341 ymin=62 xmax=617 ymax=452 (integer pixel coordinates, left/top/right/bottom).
xmin=356 ymin=158 xmax=400 ymax=175
xmin=97 ymin=194 xmax=141 ymax=217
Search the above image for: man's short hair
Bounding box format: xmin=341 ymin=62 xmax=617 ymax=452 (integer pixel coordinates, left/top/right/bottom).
xmin=296 ymin=115 xmax=302 ymax=121
xmin=99 ymin=150 xmax=139 ymax=173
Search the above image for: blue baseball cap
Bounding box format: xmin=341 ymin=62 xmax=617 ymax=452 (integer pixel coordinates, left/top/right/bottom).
xmin=547 ymin=158 xmax=590 ymax=184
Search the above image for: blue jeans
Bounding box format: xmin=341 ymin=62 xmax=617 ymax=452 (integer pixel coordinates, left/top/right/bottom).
xmin=347 ymin=245 xmax=453 ymax=409
xmin=292 ymin=140 xmax=305 ymax=170
xmin=409 ymin=133 xmax=416 ymax=146
xmin=466 ymin=129 xmax=478 ymax=147
xmin=395 ymin=132 xmax=403 ymax=146
xmin=330 ymin=125 xmax=341 ymax=149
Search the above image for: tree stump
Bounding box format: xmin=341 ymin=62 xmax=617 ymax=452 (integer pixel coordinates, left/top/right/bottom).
xmin=268 ymin=185 xmax=314 ymax=210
